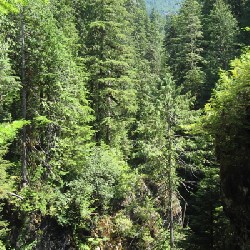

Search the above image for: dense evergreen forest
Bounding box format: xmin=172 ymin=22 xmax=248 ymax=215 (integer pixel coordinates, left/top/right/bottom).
xmin=0 ymin=0 xmax=250 ymax=249
xmin=146 ymin=0 xmax=181 ymax=14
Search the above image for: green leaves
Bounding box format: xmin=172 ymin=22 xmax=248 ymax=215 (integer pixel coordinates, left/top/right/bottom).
xmin=202 ymin=48 xmax=250 ymax=249
xmin=0 ymin=0 xmax=24 ymax=14
xmin=0 ymin=32 xmax=20 ymax=120
xmin=1 ymin=0 xmax=245 ymax=248
xmin=165 ymin=0 xmax=205 ymax=105
xmin=204 ymin=0 xmax=239 ymax=87
xmin=46 ymin=146 xmax=132 ymax=229
xmin=204 ymin=49 xmax=250 ymax=136
xmin=0 ymin=120 xmax=26 ymax=145
xmin=83 ymin=0 xmax=137 ymax=151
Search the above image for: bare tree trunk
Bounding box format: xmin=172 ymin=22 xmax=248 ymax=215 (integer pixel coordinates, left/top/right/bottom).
xmin=167 ymin=117 xmax=174 ymax=249
xmin=106 ymin=80 xmax=111 ymax=144
xmin=182 ymin=202 xmax=187 ymax=228
xmin=169 ymin=145 xmax=174 ymax=248
xmin=20 ymin=10 xmax=28 ymax=187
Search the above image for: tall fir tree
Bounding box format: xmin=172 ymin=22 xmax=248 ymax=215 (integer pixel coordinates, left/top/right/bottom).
xmin=82 ymin=0 xmax=137 ymax=155
xmin=203 ymin=0 xmax=239 ymax=100
xmin=165 ymin=0 xmax=205 ymax=106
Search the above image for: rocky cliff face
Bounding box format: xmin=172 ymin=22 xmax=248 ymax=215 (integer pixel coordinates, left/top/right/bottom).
xmin=217 ymin=108 xmax=250 ymax=249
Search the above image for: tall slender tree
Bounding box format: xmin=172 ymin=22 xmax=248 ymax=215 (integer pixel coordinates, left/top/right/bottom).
xmin=82 ymin=0 xmax=137 ymax=154
xmin=203 ymin=0 xmax=239 ymax=100
xmin=165 ymin=0 xmax=205 ymax=106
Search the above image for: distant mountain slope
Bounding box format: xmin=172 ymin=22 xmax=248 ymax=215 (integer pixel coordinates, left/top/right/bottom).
xmin=145 ymin=0 xmax=181 ymax=14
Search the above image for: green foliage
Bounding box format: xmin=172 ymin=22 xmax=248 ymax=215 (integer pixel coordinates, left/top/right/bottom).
xmin=187 ymin=165 xmax=231 ymax=249
xmin=204 ymin=49 xmax=250 ymax=139
xmin=203 ymin=0 xmax=239 ymax=98
xmin=146 ymin=0 xmax=181 ymax=14
xmin=0 ymin=0 xmax=24 ymax=14
xmin=82 ymin=0 xmax=137 ymax=153
xmin=0 ymin=121 xmax=26 ymax=146
xmin=165 ymin=0 xmax=205 ymax=105
xmin=0 ymin=121 xmax=27 ymax=189
xmin=132 ymin=71 xmax=198 ymax=248
xmin=0 ymin=18 xmax=24 ymax=246
xmin=0 ymin=0 xmax=246 ymax=248
xmin=0 ymin=29 xmax=20 ymax=121
xmin=203 ymin=48 xmax=250 ymax=249
xmin=56 ymin=146 xmax=130 ymax=223
xmin=0 ymin=120 xmax=26 ymax=247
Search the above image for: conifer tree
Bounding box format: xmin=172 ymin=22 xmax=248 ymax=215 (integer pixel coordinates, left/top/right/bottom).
xmin=0 ymin=16 xmax=20 ymax=121
xmin=0 ymin=0 xmax=248 ymax=248
xmin=203 ymin=0 xmax=239 ymax=100
xmin=187 ymin=153 xmax=232 ymax=249
xmin=82 ymin=0 xmax=137 ymax=154
xmin=3 ymin=1 xmax=94 ymax=247
xmin=165 ymin=0 xmax=205 ymax=106
xmin=0 ymin=6 xmax=26 ymax=248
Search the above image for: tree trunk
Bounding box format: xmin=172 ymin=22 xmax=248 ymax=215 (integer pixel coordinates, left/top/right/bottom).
xmin=20 ymin=10 xmax=28 ymax=187
xmin=167 ymin=118 xmax=174 ymax=248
